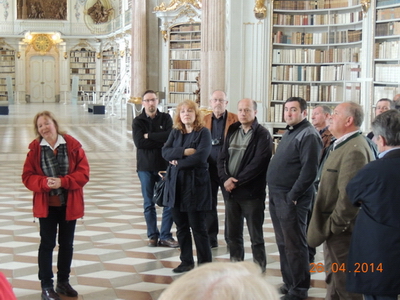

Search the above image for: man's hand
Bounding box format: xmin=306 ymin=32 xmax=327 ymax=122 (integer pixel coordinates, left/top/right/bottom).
xmin=144 ymin=133 xmax=148 ymax=139
xmin=224 ymin=177 xmax=238 ymax=192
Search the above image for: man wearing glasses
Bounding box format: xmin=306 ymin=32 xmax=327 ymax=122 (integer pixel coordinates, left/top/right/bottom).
xmin=203 ymin=90 xmax=238 ymax=248
xmin=132 ymin=90 xmax=178 ymax=248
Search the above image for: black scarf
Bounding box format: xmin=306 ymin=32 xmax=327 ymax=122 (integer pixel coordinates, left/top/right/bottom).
xmin=41 ymin=143 xmax=69 ymax=205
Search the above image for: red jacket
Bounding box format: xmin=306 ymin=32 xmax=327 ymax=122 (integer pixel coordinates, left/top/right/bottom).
xmin=22 ymin=134 xmax=89 ymax=220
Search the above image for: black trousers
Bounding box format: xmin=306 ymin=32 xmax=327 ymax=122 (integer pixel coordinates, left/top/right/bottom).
xmin=172 ymin=208 xmax=212 ymax=266
xmin=205 ymin=162 xmax=229 ymax=246
xmin=269 ymin=188 xmax=312 ymax=299
xmin=225 ymin=196 xmax=266 ymax=272
xmin=38 ymin=206 xmax=76 ymax=289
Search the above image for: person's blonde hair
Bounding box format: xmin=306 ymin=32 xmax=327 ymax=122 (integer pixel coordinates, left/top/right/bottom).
xmin=33 ymin=111 xmax=66 ymax=140
xmin=159 ymin=261 xmax=279 ymax=300
xmin=173 ymin=99 xmax=204 ymax=133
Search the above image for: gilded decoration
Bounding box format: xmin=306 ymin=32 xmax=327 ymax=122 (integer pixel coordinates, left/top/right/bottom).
xmin=87 ymin=0 xmax=114 ymax=24
xmin=254 ymin=0 xmax=267 ymax=20
xmin=17 ymin=0 xmax=67 ymax=20
xmin=154 ymin=0 xmax=202 ymax=12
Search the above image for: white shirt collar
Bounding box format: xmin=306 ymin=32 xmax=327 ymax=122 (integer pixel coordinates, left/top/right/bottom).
xmin=333 ymin=130 xmax=359 ymax=149
xmin=40 ymin=135 xmax=66 ymax=150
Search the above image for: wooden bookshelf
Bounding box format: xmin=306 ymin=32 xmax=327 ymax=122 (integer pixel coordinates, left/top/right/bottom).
xmin=168 ymin=23 xmax=201 ymax=104
xmin=374 ymin=0 xmax=400 ymax=100
xmin=0 ymin=48 xmax=15 ymax=102
xmin=269 ymin=0 xmax=363 ymax=129
xmin=70 ymin=49 xmax=96 ymax=101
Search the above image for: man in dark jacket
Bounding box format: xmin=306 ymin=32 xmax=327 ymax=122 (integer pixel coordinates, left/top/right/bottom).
xmin=346 ymin=109 xmax=400 ymax=300
xmin=132 ymin=90 xmax=178 ymax=248
xmin=217 ymin=98 xmax=273 ymax=272
xmin=203 ymin=90 xmax=238 ymax=248
xmin=268 ymin=97 xmax=322 ymax=300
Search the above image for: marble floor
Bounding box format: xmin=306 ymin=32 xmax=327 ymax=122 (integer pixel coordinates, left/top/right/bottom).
xmin=0 ymin=102 xmax=326 ymax=300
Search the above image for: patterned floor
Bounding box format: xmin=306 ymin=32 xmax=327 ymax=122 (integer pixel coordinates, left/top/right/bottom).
xmin=0 ymin=102 xmax=326 ymax=300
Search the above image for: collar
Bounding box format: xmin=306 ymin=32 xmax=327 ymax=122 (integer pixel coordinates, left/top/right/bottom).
xmin=379 ymin=146 xmax=400 ymax=158
xmin=40 ymin=135 xmax=66 ymax=151
xmin=320 ymin=126 xmax=329 ymax=135
xmin=212 ymin=110 xmax=226 ymax=120
xmin=333 ymin=130 xmax=360 ymax=150
xmin=286 ymin=118 xmax=307 ymax=132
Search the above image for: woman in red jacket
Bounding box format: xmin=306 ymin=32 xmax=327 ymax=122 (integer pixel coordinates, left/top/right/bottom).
xmin=22 ymin=111 xmax=89 ymax=300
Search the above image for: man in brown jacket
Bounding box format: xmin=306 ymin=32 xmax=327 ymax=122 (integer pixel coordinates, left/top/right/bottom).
xmin=308 ymin=102 xmax=375 ymax=300
xmin=203 ymin=90 xmax=238 ymax=248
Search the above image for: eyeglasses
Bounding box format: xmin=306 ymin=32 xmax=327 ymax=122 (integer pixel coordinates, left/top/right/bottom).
xmin=143 ymin=98 xmax=158 ymax=103
xmin=211 ymin=99 xmax=226 ymax=103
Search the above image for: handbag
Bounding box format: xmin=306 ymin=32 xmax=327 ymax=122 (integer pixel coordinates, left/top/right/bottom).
xmin=153 ymin=169 xmax=168 ymax=207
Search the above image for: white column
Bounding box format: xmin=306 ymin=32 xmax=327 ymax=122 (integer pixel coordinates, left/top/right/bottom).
xmin=131 ymin=1 xmax=147 ymax=99
xmin=201 ymin=0 xmax=226 ymax=107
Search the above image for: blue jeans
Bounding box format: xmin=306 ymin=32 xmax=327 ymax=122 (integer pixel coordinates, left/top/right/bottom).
xmin=138 ymin=171 xmax=173 ymax=240
xmin=39 ymin=206 xmax=76 ymax=288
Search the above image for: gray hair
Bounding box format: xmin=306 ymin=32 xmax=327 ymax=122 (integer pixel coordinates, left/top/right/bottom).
xmin=344 ymin=101 xmax=364 ymax=128
xmin=372 ymin=109 xmax=400 ymax=146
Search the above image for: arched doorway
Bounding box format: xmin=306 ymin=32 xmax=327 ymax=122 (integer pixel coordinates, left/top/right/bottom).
xmin=30 ymin=56 xmax=55 ymax=102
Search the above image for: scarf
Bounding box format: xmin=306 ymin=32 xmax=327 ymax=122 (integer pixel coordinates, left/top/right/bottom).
xmin=41 ymin=143 xmax=69 ymax=205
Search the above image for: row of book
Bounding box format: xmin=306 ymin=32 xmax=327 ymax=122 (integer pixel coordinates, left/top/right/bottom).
xmin=169 ymin=70 xmax=199 ymax=81
xmin=171 ymin=24 xmax=201 ymax=32
xmin=273 ymin=47 xmax=360 ymax=64
xmin=273 ymin=11 xmax=362 ymax=26
xmin=70 ymin=57 xmax=96 ymax=63
xmin=70 ymin=63 xmax=96 ymax=69
xmin=170 ymin=42 xmax=201 ymax=49
xmin=0 ymin=78 xmax=14 ymax=84
xmin=170 ymin=33 xmax=201 ymax=41
xmin=169 ymin=82 xmax=197 ymax=93
xmin=70 ymin=51 xmax=96 ymax=58
xmin=375 ymin=63 xmax=400 ymax=82
xmin=0 ymin=67 xmax=15 ymax=72
xmin=374 ymin=86 xmax=400 ymax=101
xmin=0 ymin=56 xmax=14 ymax=62
xmin=0 ymin=50 xmax=14 ymax=55
xmin=77 ymin=83 xmax=95 ymax=90
xmin=375 ymin=41 xmax=400 ymax=59
xmin=71 ymin=69 xmax=96 ymax=75
xmin=377 ymin=0 xmax=400 ymax=8
xmin=271 ymin=83 xmax=361 ymax=105
xmin=273 ymin=30 xmax=362 ymax=45
xmin=170 ymin=60 xmax=200 ymax=70
xmin=375 ymin=21 xmax=400 ymax=36
xmin=270 ymin=104 xmax=337 ymax=125
xmin=273 ymin=0 xmax=359 ymax=10
xmin=376 ymin=6 xmax=400 ymax=21
xmin=168 ymin=93 xmax=197 ymax=104
xmin=170 ymin=50 xmax=200 ymax=60
xmin=272 ymin=64 xmax=360 ymax=82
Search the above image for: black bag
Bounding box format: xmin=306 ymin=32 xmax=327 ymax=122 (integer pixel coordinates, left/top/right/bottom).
xmin=153 ymin=169 xmax=167 ymax=207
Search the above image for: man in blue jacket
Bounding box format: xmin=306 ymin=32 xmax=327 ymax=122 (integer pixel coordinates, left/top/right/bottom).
xmin=217 ymin=98 xmax=273 ymax=272
xmin=132 ymin=90 xmax=178 ymax=248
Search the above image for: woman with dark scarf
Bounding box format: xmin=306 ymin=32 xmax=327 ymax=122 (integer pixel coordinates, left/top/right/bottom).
xmin=22 ymin=111 xmax=89 ymax=300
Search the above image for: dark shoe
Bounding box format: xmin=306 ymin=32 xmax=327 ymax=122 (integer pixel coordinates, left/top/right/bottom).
xmin=278 ymin=285 xmax=288 ymax=295
xmin=280 ymin=293 xmax=305 ymax=300
xmin=41 ymin=288 xmax=60 ymax=300
xmin=210 ymin=242 xmax=218 ymax=248
xmin=148 ymin=237 xmax=158 ymax=247
xmin=158 ymin=238 xmax=179 ymax=248
xmin=56 ymin=281 xmax=78 ymax=297
xmin=172 ymin=263 xmax=194 ymax=273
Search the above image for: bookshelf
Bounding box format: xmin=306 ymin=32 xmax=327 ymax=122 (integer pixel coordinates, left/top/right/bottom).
xmin=269 ymin=0 xmax=363 ymax=136
xmin=70 ymin=49 xmax=96 ymax=102
xmin=374 ymin=0 xmax=400 ymax=100
xmin=168 ymin=23 xmax=201 ymax=104
xmin=0 ymin=48 xmax=15 ymax=102
xmin=101 ymin=47 xmax=120 ymax=98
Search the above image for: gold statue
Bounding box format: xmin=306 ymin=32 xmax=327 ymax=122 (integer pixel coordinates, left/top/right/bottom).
xmin=88 ymin=0 xmax=113 ymax=24
xmin=154 ymin=0 xmax=202 ymax=12
xmin=254 ymin=0 xmax=267 ymax=20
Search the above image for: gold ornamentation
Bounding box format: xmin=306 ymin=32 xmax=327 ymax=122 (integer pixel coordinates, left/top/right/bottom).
xmin=361 ymin=0 xmax=370 ymax=15
xmin=161 ymin=30 xmax=168 ymax=42
xmin=64 ymin=52 xmax=68 ymax=59
xmin=32 ymin=34 xmax=52 ymax=53
xmin=87 ymin=0 xmax=113 ymax=24
xmin=154 ymin=0 xmax=202 ymax=12
xmin=254 ymin=0 xmax=267 ymax=20
xmin=17 ymin=52 xmax=21 ymax=59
